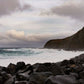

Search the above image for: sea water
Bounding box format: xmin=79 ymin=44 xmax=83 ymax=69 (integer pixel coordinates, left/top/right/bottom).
xmin=0 ymin=48 xmax=84 ymax=66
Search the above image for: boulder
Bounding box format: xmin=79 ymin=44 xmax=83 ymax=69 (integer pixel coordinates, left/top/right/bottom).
xmin=0 ymin=76 xmax=3 ymax=84
xmin=35 ymin=63 xmax=63 ymax=75
xmin=45 ymin=75 xmax=79 ymax=84
xmin=7 ymin=63 xmax=16 ymax=75
xmin=79 ymin=71 xmax=84 ymax=79
xmin=0 ymin=71 xmax=12 ymax=83
xmin=79 ymin=79 xmax=84 ymax=84
xmin=16 ymin=62 xmax=26 ymax=71
xmin=16 ymin=71 xmax=29 ymax=81
xmin=29 ymin=72 xmax=53 ymax=84
xmin=61 ymin=60 xmax=69 ymax=66
xmin=4 ymin=76 xmax=15 ymax=84
xmin=15 ymin=81 xmax=28 ymax=84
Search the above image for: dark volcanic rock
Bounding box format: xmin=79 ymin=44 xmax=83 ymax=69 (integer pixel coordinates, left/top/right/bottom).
xmin=7 ymin=63 xmax=16 ymax=75
xmin=16 ymin=71 xmax=29 ymax=81
xmin=35 ymin=63 xmax=63 ymax=75
xmin=79 ymin=71 xmax=84 ymax=79
xmin=45 ymin=75 xmax=79 ymax=84
xmin=29 ymin=72 xmax=52 ymax=84
xmin=16 ymin=62 xmax=26 ymax=71
xmin=15 ymin=81 xmax=28 ymax=84
xmin=4 ymin=76 xmax=15 ymax=84
xmin=0 ymin=76 xmax=4 ymax=84
xmin=44 ymin=27 xmax=84 ymax=50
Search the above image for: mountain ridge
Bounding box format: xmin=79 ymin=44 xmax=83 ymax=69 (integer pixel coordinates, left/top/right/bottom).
xmin=44 ymin=27 xmax=84 ymax=50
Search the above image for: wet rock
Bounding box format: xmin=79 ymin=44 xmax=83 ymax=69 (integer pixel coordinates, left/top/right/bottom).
xmin=72 ymin=54 xmax=84 ymax=64
xmin=70 ymin=73 xmax=79 ymax=79
xmin=7 ymin=63 xmax=16 ymax=75
xmin=29 ymin=72 xmax=53 ymax=84
xmin=16 ymin=62 xmax=26 ymax=71
xmin=79 ymin=71 xmax=84 ymax=79
xmin=0 ymin=76 xmax=3 ymax=84
xmin=70 ymin=65 xmax=83 ymax=73
xmin=0 ymin=66 xmax=5 ymax=71
xmin=0 ymin=71 xmax=12 ymax=83
xmin=18 ymin=64 xmax=33 ymax=74
xmin=45 ymin=75 xmax=79 ymax=84
xmin=35 ymin=63 xmax=63 ymax=75
xmin=15 ymin=81 xmax=28 ymax=84
xmin=16 ymin=71 xmax=30 ymax=81
xmin=79 ymin=79 xmax=84 ymax=84
xmin=23 ymin=65 xmax=33 ymax=75
xmin=4 ymin=76 xmax=15 ymax=84
xmin=64 ymin=68 xmax=71 ymax=75
xmin=69 ymin=59 xmax=75 ymax=65
xmin=61 ymin=60 xmax=69 ymax=66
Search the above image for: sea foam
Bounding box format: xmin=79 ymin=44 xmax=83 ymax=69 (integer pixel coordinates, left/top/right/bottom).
xmin=0 ymin=48 xmax=84 ymax=66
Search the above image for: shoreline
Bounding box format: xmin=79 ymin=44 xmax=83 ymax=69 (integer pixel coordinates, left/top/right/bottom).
xmin=0 ymin=54 xmax=84 ymax=84
xmin=0 ymin=49 xmax=83 ymax=67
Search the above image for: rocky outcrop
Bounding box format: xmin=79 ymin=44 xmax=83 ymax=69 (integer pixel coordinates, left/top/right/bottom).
xmin=1 ymin=54 xmax=84 ymax=84
xmin=44 ymin=27 xmax=84 ymax=50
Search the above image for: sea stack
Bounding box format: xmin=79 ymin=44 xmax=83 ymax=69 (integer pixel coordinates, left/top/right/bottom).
xmin=44 ymin=27 xmax=84 ymax=50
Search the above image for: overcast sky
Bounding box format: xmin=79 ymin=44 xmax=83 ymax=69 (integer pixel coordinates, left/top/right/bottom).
xmin=0 ymin=0 xmax=84 ymax=48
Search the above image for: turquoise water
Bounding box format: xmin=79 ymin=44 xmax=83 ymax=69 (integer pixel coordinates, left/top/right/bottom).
xmin=0 ymin=48 xmax=43 ymax=56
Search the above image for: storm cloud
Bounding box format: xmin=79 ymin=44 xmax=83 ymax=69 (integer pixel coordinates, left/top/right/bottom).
xmin=0 ymin=0 xmax=31 ymax=16
xmin=41 ymin=1 xmax=84 ymax=22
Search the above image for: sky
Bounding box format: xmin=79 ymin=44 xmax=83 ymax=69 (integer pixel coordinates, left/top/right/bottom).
xmin=0 ymin=0 xmax=84 ymax=48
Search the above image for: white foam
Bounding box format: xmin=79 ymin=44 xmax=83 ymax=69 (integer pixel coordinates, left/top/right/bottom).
xmin=0 ymin=49 xmax=84 ymax=67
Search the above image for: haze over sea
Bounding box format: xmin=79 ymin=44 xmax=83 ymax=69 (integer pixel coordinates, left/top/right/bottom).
xmin=0 ymin=48 xmax=83 ymax=66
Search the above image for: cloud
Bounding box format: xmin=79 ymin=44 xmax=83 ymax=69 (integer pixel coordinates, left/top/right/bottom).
xmin=7 ymin=30 xmax=25 ymax=40
xmin=41 ymin=1 xmax=84 ymax=22
xmin=0 ymin=0 xmax=31 ymax=16
xmin=0 ymin=30 xmax=74 ymax=48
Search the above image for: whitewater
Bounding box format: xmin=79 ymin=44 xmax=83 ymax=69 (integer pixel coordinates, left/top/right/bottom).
xmin=0 ymin=48 xmax=84 ymax=66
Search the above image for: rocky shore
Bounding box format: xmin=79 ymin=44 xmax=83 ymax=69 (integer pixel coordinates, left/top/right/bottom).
xmin=1 ymin=54 xmax=84 ymax=84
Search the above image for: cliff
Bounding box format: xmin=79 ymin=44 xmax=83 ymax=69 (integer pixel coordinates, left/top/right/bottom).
xmin=44 ymin=27 xmax=84 ymax=50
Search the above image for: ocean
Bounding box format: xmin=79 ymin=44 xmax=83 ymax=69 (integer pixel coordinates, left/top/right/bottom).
xmin=0 ymin=48 xmax=84 ymax=66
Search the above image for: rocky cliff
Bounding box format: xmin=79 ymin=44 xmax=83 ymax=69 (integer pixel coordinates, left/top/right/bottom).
xmin=44 ymin=27 xmax=84 ymax=50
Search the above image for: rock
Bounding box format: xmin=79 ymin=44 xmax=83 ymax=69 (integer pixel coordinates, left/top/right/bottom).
xmin=70 ymin=65 xmax=83 ymax=73
xmin=69 ymin=59 xmax=75 ymax=64
xmin=70 ymin=73 xmax=79 ymax=79
xmin=64 ymin=68 xmax=71 ymax=75
xmin=35 ymin=63 xmax=63 ymax=75
xmin=23 ymin=65 xmax=33 ymax=75
xmin=16 ymin=71 xmax=29 ymax=81
xmin=79 ymin=71 xmax=84 ymax=79
xmin=29 ymin=72 xmax=53 ymax=84
xmin=18 ymin=64 xmax=33 ymax=74
xmin=45 ymin=75 xmax=79 ymax=84
xmin=15 ymin=81 xmax=28 ymax=84
xmin=4 ymin=76 xmax=15 ymax=84
xmin=79 ymin=79 xmax=84 ymax=84
xmin=0 ymin=71 xmax=12 ymax=83
xmin=71 ymin=54 xmax=84 ymax=64
xmin=0 ymin=66 xmax=6 ymax=71
xmin=7 ymin=63 xmax=16 ymax=75
xmin=61 ymin=60 xmax=69 ymax=66
xmin=16 ymin=62 xmax=26 ymax=71
xmin=0 ymin=76 xmax=3 ymax=84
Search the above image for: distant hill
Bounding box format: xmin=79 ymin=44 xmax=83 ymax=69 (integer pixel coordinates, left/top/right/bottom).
xmin=44 ymin=27 xmax=84 ymax=50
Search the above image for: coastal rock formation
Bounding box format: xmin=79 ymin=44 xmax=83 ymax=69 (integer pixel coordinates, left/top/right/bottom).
xmin=44 ymin=27 xmax=84 ymax=50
